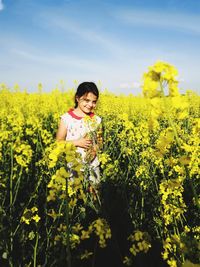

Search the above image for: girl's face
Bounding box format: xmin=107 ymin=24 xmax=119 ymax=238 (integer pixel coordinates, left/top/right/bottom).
xmin=76 ymin=92 xmax=98 ymax=114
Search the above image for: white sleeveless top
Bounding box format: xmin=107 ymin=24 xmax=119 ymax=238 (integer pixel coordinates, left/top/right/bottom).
xmin=61 ymin=109 xmax=101 ymax=168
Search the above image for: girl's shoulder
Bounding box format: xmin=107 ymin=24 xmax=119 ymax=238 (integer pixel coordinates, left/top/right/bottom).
xmin=60 ymin=109 xmax=75 ymax=126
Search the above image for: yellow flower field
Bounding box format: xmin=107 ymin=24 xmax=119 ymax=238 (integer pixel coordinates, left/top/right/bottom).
xmin=0 ymin=62 xmax=199 ymax=267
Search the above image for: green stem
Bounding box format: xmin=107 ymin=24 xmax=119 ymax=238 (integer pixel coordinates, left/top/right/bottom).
xmin=13 ymin=175 xmax=43 ymax=237
xmin=159 ymin=81 xmax=181 ymax=149
xmin=140 ymin=194 xmax=144 ymax=223
xmin=33 ymin=232 xmax=39 ymax=267
xmin=9 ymin=144 xmax=14 ymax=267
xmin=152 ymin=166 xmax=159 ymax=192
xmin=12 ymin=166 xmax=23 ymax=206
xmin=185 ymin=166 xmax=200 ymax=210
xmin=65 ymin=176 xmax=71 ymax=267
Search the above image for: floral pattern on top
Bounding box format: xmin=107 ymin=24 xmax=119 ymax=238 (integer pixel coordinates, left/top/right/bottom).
xmin=61 ymin=109 xmax=101 ymax=168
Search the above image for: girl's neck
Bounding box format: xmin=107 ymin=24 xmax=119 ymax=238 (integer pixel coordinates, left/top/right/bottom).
xmin=73 ymin=107 xmax=90 ymax=117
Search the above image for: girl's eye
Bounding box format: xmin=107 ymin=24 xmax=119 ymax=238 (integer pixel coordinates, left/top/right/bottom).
xmin=83 ymin=98 xmax=97 ymax=104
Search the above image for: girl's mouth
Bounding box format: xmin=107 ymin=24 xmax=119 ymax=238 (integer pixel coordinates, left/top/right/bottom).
xmin=85 ymin=107 xmax=92 ymax=110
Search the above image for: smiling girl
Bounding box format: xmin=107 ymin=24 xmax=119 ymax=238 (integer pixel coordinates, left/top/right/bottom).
xmin=56 ymin=82 xmax=102 ymax=184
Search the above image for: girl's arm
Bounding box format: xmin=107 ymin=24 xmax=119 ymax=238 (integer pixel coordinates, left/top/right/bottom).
xmin=56 ymin=120 xmax=92 ymax=149
xmin=56 ymin=120 xmax=67 ymax=141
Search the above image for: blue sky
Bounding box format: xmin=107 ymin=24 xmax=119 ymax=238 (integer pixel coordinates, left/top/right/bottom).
xmin=0 ymin=0 xmax=200 ymax=94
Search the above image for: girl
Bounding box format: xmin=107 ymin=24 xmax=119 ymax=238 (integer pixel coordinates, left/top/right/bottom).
xmin=56 ymin=82 xmax=102 ymax=184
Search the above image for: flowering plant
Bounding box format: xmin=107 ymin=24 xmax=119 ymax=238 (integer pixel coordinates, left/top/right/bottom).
xmin=83 ymin=116 xmax=103 ymax=163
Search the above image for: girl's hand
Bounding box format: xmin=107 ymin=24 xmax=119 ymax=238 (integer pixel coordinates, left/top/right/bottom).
xmin=73 ymin=137 xmax=92 ymax=149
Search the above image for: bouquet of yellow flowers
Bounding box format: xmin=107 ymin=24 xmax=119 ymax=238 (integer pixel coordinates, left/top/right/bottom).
xmin=84 ymin=125 xmax=103 ymax=163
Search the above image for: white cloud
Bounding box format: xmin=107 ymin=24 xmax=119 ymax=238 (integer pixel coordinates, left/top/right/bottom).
xmin=119 ymin=81 xmax=141 ymax=89
xmin=113 ymin=8 xmax=200 ymax=35
xmin=0 ymin=0 xmax=4 ymax=11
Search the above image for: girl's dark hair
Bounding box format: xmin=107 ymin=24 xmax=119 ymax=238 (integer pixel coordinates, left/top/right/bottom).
xmin=74 ymin=82 xmax=99 ymax=108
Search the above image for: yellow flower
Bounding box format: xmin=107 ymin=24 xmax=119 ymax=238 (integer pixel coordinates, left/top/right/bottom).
xmin=134 ymin=231 xmax=143 ymax=241
xmin=70 ymin=234 xmax=80 ymax=249
xmin=32 ymin=214 xmax=41 ymax=223
xmin=28 ymin=231 xmax=35 ymax=240
xmin=167 ymin=258 xmax=177 ymax=267
xmin=80 ymin=250 xmax=93 ymax=260
xmin=142 ymin=61 xmax=179 ymax=98
xmin=123 ymin=256 xmax=132 ymax=266
xmin=99 ymin=153 xmax=110 ymax=166
xmin=129 ymin=244 xmax=137 ymax=255
xmin=72 ymin=223 xmax=83 ymax=233
xmin=31 ymin=207 xmax=38 ymax=213
xmin=80 ymin=230 xmax=90 ymax=240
